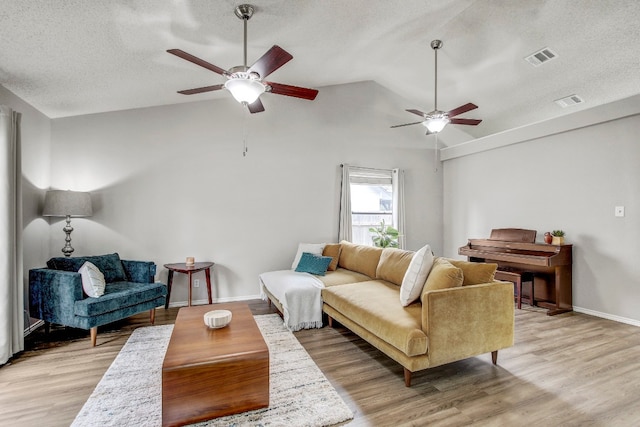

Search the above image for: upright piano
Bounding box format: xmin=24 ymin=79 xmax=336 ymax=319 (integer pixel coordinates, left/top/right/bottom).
xmin=459 ymin=228 xmax=573 ymax=315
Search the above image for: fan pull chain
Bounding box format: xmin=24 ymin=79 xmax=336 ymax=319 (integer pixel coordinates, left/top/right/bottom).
xmin=242 ymin=107 xmax=249 ymax=157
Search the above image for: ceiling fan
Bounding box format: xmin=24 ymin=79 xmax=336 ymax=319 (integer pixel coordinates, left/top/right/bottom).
xmin=391 ymin=40 xmax=482 ymax=134
xmin=167 ymin=4 xmax=318 ymax=114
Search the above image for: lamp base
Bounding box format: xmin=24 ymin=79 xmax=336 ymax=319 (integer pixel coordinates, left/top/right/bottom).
xmin=62 ymin=215 xmax=75 ymax=257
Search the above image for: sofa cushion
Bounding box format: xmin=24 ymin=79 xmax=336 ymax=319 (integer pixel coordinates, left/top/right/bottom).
xmin=322 ymin=280 xmax=427 ymax=357
xmin=322 ymin=244 xmax=342 ymax=271
xmin=47 ymin=253 xmax=127 ymax=283
xmin=448 ymin=259 xmax=498 ymax=286
xmin=337 ymin=240 xmax=383 ymax=278
xmin=295 ymin=252 xmax=333 ymax=276
xmin=376 ymin=248 xmax=414 ymax=286
xmin=420 ymin=257 xmax=463 ymax=302
xmin=316 ymin=268 xmax=372 ymax=287
xmin=74 ymin=281 xmax=166 ymax=317
xmin=400 ymin=245 xmax=434 ymax=306
xmin=79 ymin=262 xmax=106 ymax=298
xmin=291 ymin=243 xmax=326 ymax=269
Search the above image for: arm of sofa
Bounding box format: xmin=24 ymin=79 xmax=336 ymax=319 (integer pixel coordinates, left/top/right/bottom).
xmin=29 ymin=268 xmax=84 ymax=326
xmin=422 ymin=281 xmax=514 ymax=368
xmin=121 ymin=260 xmax=156 ymax=283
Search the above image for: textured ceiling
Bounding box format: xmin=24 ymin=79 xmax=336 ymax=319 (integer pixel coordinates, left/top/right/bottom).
xmin=1 ymin=0 xmax=639 ymax=139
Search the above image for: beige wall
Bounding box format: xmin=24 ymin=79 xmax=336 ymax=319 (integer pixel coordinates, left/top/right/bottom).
xmin=49 ymin=81 xmax=442 ymax=305
xmin=443 ymin=113 xmax=640 ymax=324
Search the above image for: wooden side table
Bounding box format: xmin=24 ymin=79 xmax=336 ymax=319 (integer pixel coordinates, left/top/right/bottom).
xmin=164 ymin=262 xmax=214 ymax=309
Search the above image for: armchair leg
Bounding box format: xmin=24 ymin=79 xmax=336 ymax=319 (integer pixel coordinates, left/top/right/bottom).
xmin=90 ymin=327 xmax=97 ymax=347
xmin=404 ymin=368 xmax=412 ymax=387
xmin=492 ymin=350 xmax=498 ymax=365
xmin=150 ymin=308 xmax=156 ymax=325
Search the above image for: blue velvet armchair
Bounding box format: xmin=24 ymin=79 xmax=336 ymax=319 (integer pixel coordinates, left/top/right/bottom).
xmin=29 ymin=253 xmax=167 ymax=346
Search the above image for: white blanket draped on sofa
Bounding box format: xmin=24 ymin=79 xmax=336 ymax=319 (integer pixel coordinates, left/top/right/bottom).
xmin=259 ymin=270 xmax=325 ymax=331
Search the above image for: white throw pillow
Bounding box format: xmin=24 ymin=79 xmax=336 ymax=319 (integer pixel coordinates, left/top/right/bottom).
xmin=399 ymin=245 xmax=434 ymax=306
xmin=291 ymin=243 xmax=327 ymax=269
xmin=79 ymin=261 xmax=106 ymax=298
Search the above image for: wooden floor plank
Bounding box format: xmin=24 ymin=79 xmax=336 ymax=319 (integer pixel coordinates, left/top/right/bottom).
xmin=1 ymin=301 xmax=639 ymax=426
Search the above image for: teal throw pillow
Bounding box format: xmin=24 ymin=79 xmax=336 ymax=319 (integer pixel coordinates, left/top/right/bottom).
xmin=295 ymin=252 xmax=333 ymax=276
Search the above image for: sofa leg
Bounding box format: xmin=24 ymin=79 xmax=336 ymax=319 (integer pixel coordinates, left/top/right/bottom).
xmin=327 ymin=315 xmax=333 ymax=328
xmin=492 ymin=350 xmax=498 ymax=365
xmin=404 ymin=368 xmax=412 ymax=387
xmin=90 ymin=327 xmax=97 ymax=347
xmin=150 ymin=308 xmax=156 ymax=325
xmin=44 ymin=321 xmax=50 ymax=335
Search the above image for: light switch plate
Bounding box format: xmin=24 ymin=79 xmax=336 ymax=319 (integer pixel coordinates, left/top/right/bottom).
xmin=615 ymin=206 xmax=625 ymax=217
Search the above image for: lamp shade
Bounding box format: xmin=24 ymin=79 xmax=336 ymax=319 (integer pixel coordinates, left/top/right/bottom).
xmin=224 ymin=78 xmax=266 ymax=104
xmin=43 ymin=190 xmax=93 ymax=217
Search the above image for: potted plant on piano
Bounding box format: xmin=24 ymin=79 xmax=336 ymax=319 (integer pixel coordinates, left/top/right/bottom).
xmin=551 ymin=230 xmax=565 ymax=245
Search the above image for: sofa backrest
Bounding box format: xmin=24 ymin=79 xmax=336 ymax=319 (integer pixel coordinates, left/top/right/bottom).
xmin=47 ymin=253 xmax=127 ymax=283
xmin=375 ymin=247 xmax=414 ymax=286
xmin=338 ymin=241 xmax=383 ymax=278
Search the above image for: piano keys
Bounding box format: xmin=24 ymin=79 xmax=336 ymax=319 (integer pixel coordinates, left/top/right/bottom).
xmin=459 ymin=233 xmax=573 ymax=316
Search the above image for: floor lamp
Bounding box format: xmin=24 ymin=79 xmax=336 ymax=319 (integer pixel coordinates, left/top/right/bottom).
xmin=43 ymin=190 xmax=93 ymax=257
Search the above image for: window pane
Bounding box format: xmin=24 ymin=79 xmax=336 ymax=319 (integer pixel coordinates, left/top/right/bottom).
xmin=350 ymin=183 xmax=393 ymax=246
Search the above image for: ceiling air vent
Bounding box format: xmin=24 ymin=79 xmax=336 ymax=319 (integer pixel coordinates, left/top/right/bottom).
xmin=524 ymin=47 xmax=558 ymax=67
xmin=555 ymin=94 xmax=585 ymax=108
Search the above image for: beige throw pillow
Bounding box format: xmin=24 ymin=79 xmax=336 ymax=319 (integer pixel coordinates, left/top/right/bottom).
xmin=420 ymin=257 xmax=463 ymax=302
xmin=399 ymin=245 xmax=434 ymax=306
xmin=322 ymin=244 xmax=342 ymax=271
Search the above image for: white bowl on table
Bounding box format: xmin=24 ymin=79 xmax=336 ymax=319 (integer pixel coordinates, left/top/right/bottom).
xmin=203 ymin=310 xmax=232 ymax=329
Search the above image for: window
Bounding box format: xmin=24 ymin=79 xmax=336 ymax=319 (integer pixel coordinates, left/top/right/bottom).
xmin=339 ymin=166 xmax=404 ymax=248
xmin=349 ymin=171 xmax=393 ymax=246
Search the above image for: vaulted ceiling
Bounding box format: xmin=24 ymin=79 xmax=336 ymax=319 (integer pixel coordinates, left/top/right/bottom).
xmin=1 ymin=0 xmax=639 ymax=140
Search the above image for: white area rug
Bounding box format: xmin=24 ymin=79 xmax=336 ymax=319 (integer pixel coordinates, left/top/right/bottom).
xmin=71 ymin=314 xmax=353 ymax=427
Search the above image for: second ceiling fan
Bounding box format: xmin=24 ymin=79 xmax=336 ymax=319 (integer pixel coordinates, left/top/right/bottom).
xmin=167 ymin=4 xmax=318 ymax=114
xmin=392 ymin=40 xmax=482 ymax=134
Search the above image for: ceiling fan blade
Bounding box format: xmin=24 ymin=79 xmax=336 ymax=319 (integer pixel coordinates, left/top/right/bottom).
xmin=391 ymin=121 xmax=424 ymax=128
xmin=406 ymin=109 xmax=428 ymax=118
xmin=446 ymin=103 xmax=478 ymax=118
xmin=247 ymin=98 xmax=265 ymax=114
xmin=177 ymin=84 xmax=225 ymax=95
xmin=167 ymin=49 xmax=228 ymax=76
xmin=267 ymin=82 xmax=318 ymax=100
xmin=449 ymin=118 xmax=482 ymax=126
xmin=248 ymin=45 xmax=293 ymax=79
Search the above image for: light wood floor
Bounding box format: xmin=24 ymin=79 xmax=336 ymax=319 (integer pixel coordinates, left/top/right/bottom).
xmin=1 ymin=301 xmax=639 ymax=426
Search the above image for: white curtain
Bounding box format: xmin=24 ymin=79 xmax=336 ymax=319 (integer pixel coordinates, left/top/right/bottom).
xmin=392 ymin=168 xmax=406 ymax=249
xmin=0 ymin=105 xmax=23 ymax=365
xmin=338 ymin=164 xmax=352 ymax=242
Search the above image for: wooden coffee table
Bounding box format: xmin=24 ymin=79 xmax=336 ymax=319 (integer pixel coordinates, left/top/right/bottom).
xmin=162 ymin=302 xmax=269 ymax=427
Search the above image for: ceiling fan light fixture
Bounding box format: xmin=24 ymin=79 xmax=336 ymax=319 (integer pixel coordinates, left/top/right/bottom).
xmin=423 ymin=113 xmax=450 ymax=133
xmin=224 ymin=75 xmax=266 ymax=104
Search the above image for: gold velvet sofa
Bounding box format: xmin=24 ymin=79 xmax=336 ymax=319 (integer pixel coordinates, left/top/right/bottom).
xmin=263 ymin=241 xmax=515 ymax=386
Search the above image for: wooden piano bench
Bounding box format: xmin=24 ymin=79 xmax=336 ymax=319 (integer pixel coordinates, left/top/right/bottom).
xmin=494 ymin=269 xmax=535 ymax=309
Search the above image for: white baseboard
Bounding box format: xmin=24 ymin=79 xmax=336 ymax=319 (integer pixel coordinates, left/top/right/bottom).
xmin=166 ymin=294 xmax=262 ymax=309
xmin=573 ymin=306 xmax=640 ymax=327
